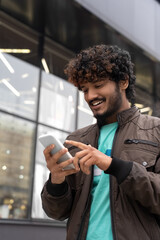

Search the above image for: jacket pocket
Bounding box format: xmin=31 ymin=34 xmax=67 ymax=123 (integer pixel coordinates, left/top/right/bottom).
xmin=124 ymin=139 xmax=159 ymax=148
xmin=120 ymin=139 xmax=159 ymax=170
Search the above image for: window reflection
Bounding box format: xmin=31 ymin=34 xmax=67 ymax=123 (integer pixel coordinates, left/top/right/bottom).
xmin=0 ymin=112 xmax=36 ymax=219
xmin=155 ymin=63 xmax=160 ymax=98
xmin=135 ymin=52 xmax=153 ymax=93
xmin=0 ymin=2 xmax=159 ymax=225
xmin=32 ymin=124 xmax=68 ymax=219
xmin=78 ymin=91 xmax=96 ymax=129
xmin=39 ymin=71 xmax=77 ymax=132
xmin=0 ymin=53 xmax=39 ymax=120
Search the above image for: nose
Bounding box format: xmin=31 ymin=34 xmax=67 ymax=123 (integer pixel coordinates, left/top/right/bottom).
xmin=85 ymin=88 xmax=98 ymax=102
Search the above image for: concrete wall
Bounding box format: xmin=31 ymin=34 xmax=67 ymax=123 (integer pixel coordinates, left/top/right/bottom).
xmin=75 ymin=0 xmax=160 ymax=61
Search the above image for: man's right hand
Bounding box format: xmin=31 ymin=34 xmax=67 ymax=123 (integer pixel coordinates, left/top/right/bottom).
xmin=43 ymin=144 xmax=80 ymax=184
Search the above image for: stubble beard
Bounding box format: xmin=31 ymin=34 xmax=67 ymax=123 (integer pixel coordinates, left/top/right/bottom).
xmin=95 ymin=85 xmax=122 ymax=127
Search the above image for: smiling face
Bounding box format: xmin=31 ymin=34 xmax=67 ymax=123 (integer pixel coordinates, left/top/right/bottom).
xmin=80 ymin=78 xmax=130 ymax=125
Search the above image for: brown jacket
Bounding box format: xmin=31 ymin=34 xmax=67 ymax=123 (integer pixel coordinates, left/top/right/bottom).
xmin=41 ymin=106 xmax=160 ymax=240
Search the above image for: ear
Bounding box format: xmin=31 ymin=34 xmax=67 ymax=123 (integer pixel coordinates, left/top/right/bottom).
xmin=119 ymin=79 xmax=129 ymax=90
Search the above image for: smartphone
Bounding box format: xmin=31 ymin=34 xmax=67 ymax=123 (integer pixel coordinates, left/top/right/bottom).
xmin=39 ymin=134 xmax=75 ymax=170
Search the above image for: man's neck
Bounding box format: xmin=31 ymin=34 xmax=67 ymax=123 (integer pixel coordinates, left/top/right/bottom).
xmin=97 ymin=105 xmax=131 ymax=127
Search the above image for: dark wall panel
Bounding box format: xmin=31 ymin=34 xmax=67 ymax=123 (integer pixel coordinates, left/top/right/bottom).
xmin=0 ymin=222 xmax=66 ymax=240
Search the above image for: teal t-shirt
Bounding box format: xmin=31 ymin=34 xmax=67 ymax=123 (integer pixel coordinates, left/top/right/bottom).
xmin=86 ymin=122 xmax=118 ymax=240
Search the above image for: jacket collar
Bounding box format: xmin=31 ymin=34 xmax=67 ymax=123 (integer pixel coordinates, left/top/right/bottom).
xmin=117 ymin=105 xmax=140 ymax=126
xmin=80 ymin=124 xmax=100 ymax=149
xmin=80 ymin=106 xmax=140 ymax=148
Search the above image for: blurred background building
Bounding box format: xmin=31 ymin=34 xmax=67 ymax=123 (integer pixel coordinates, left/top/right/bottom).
xmin=0 ymin=0 xmax=160 ymax=239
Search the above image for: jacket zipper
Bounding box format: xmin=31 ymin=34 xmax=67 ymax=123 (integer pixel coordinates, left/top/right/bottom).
xmin=77 ymin=122 xmax=119 ymax=240
xmin=124 ymin=139 xmax=158 ymax=147
xmin=77 ymin=171 xmax=93 ymax=240
xmin=110 ymin=123 xmax=119 ymax=240
xmin=109 ymin=177 xmax=116 ymax=240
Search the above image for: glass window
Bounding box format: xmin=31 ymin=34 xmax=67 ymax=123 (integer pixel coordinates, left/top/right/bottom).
xmin=43 ymin=37 xmax=73 ymax=79
xmin=0 ymin=53 xmax=39 ymax=120
xmin=135 ymin=87 xmax=153 ymax=116
xmin=0 ymin=112 xmax=36 ymax=219
xmin=0 ymin=13 xmax=39 ymax=67
xmin=39 ymin=71 xmax=77 ymax=132
xmin=77 ymin=91 xmax=96 ymax=129
xmin=155 ymin=63 xmax=160 ymax=98
xmin=32 ymin=124 xmax=68 ymax=220
xmin=135 ymin=52 xmax=153 ymax=94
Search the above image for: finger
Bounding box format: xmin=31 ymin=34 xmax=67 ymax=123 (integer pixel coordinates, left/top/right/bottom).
xmin=43 ymin=144 xmax=55 ymax=159
xmin=55 ymin=161 xmax=79 ymax=175
xmin=53 ymin=147 xmax=69 ymax=162
xmin=65 ymin=140 xmax=89 ymax=150
xmin=50 ymin=168 xmax=79 ymax=183
xmin=45 ymin=147 xmax=69 ymax=170
xmin=58 ymin=158 xmax=74 ymax=169
xmin=49 ymin=159 xmax=78 ymax=177
xmin=60 ymin=168 xmax=80 ymax=177
xmin=82 ymin=157 xmax=94 ymax=169
xmin=79 ymin=154 xmax=92 ymax=174
xmin=72 ymin=149 xmax=90 ymax=170
xmin=72 ymin=155 xmax=80 ymax=171
xmin=75 ymin=149 xmax=89 ymax=159
xmin=81 ymin=162 xmax=91 ymax=175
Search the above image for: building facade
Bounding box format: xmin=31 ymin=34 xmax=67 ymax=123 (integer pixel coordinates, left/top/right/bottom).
xmin=0 ymin=0 xmax=160 ymax=239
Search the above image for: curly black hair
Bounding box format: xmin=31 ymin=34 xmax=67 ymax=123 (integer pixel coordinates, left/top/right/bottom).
xmin=64 ymin=44 xmax=136 ymax=104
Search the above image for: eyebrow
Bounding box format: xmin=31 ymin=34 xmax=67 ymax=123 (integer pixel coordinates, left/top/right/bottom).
xmin=79 ymin=85 xmax=86 ymax=90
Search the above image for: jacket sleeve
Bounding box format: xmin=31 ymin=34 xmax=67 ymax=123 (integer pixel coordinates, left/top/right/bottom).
xmin=105 ymin=156 xmax=160 ymax=215
xmin=41 ymin=178 xmax=73 ymax=221
xmin=40 ymin=131 xmax=81 ymax=221
xmin=120 ymin=159 xmax=160 ymax=215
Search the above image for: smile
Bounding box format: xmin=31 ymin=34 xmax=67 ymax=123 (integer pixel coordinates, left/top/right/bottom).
xmin=89 ymin=99 xmax=105 ymax=108
xmin=92 ymin=100 xmax=103 ymax=106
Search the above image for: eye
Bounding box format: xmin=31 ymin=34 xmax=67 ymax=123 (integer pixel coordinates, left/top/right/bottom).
xmin=81 ymin=88 xmax=88 ymax=94
xmin=95 ymin=82 xmax=104 ymax=88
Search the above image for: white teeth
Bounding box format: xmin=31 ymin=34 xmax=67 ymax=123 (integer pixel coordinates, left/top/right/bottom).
xmin=92 ymin=101 xmax=103 ymax=106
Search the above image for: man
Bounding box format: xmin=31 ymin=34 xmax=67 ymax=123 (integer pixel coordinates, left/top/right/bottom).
xmin=41 ymin=45 xmax=160 ymax=240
